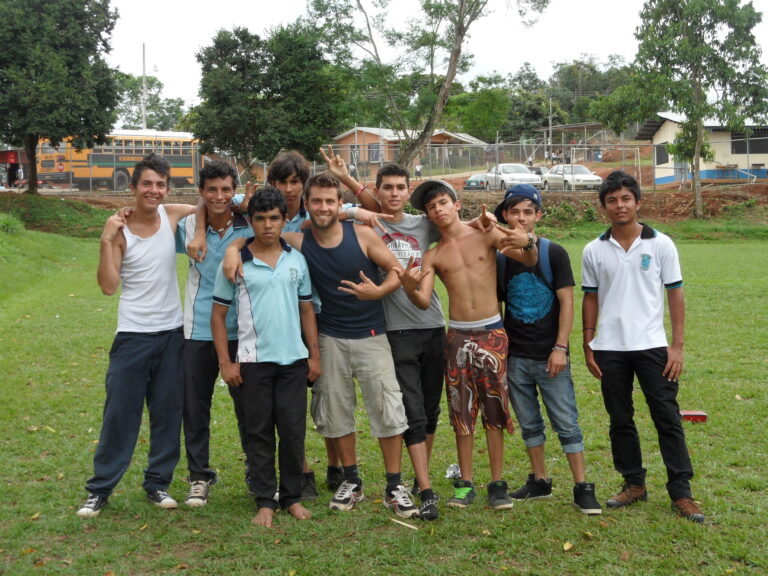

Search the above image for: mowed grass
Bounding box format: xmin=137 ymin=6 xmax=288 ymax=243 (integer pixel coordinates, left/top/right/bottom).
xmin=1 ymin=219 xmax=767 ymax=575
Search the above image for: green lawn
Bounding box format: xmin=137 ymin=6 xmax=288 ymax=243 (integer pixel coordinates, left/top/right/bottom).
xmin=0 ymin=218 xmax=766 ymax=575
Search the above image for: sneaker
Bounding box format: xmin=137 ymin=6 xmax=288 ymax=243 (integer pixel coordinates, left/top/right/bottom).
xmin=329 ymin=480 xmax=364 ymax=511
xmin=326 ymin=466 xmax=344 ymax=491
xmin=606 ymin=482 xmax=648 ymax=508
xmin=384 ymin=485 xmax=420 ymax=519
xmin=672 ymin=497 xmax=705 ymax=523
xmin=509 ymin=473 xmax=553 ymax=500
xmin=146 ymin=490 xmax=178 ymax=509
xmin=301 ymin=471 xmax=318 ymax=501
xmin=185 ymin=478 xmax=215 ymax=507
xmin=487 ymin=480 xmax=515 ymax=510
xmin=446 ymin=480 xmax=476 ymax=509
xmin=573 ymin=482 xmax=602 ymax=515
xmin=76 ymin=493 xmax=107 ymax=518
xmin=418 ymin=492 xmax=440 ymax=521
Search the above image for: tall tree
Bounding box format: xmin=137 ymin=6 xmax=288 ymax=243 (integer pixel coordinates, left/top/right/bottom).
xmin=593 ymin=0 xmax=768 ymax=217
xmin=191 ymin=24 xmax=344 ymax=170
xmin=0 ymin=0 xmax=119 ymax=194
xmin=115 ymin=73 xmax=186 ymax=131
xmin=306 ymin=0 xmax=551 ymax=166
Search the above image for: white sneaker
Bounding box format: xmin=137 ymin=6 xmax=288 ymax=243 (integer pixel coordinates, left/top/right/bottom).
xmin=185 ymin=480 xmax=213 ymax=507
xmin=384 ymin=485 xmax=419 ymax=518
xmin=77 ymin=493 xmax=107 ymax=518
xmin=146 ymin=490 xmax=178 ymax=509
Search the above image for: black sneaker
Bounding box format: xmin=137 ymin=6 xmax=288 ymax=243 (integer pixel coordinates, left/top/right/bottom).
xmin=325 ymin=466 xmax=344 ymax=491
xmin=446 ymin=480 xmax=476 ymax=509
xmin=410 ymin=478 xmax=420 ymax=497
xmin=185 ymin=476 xmax=217 ymax=507
xmin=418 ymin=491 xmax=439 ymax=521
xmin=76 ymin=493 xmax=107 ymax=518
xmin=301 ymin=471 xmax=318 ymax=501
xmin=573 ymin=482 xmax=602 ymax=515
xmin=146 ymin=490 xmax=178 ymax=509
xmin=487 ymin=480 xmax=515 ymax=510
xmin=329 ymin=480 xmax=364 ymax=511
xmin=509 ymin=473 xmax=553 ymax=500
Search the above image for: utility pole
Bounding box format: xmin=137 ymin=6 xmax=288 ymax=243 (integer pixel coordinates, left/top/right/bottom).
xmin=141 ymin=44 xmax=147 ymax=130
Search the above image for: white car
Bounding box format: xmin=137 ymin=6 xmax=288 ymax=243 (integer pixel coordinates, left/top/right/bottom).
xmin=543 ymin=165 xmax=603 ymax=191
xmin=486 ymin=163 xmax=542 ymax=190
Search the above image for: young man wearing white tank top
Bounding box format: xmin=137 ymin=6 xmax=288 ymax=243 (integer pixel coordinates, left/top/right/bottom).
xmin=77 ymin=154 xmax=198 ymax=518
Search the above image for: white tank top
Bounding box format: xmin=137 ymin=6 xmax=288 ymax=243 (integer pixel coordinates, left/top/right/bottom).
xmin=117 ymin=205 xmax=183 ymax=332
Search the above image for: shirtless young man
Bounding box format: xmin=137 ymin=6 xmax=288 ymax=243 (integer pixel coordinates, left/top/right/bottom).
xmin=399 ymin=179 xmax=537 ymax=510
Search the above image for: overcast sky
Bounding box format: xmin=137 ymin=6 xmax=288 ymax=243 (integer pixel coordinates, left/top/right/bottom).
xmin=106 ymin=0 xmax=768 ymax=105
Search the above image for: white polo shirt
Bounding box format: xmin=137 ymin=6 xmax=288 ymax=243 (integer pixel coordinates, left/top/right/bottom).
xmin=582 ymin=224 xmax=683 ymax=352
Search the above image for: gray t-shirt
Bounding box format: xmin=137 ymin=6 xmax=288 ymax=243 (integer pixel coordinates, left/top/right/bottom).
xmin=377 ymin=213 xmax=445 ymax=331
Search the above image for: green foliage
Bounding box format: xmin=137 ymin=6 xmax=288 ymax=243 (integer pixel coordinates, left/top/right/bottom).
xmin=0 ymin=193 xmax=113 ymax=238
xmin=191 ymin=23 xmax=344 ymax=167
xmin=0 ymin=212 xmax=24 ymax=235
xmin=0 ymin=0 xmax=120 ymax=194
xmin=115 ymin=73 xmax=186 ymax=131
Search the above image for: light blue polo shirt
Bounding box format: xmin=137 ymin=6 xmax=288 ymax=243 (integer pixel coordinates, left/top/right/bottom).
xmin=176 ymin=212 xmax=254 ymax=341
xmin=212 ymin=238 xmax=313 ymax=365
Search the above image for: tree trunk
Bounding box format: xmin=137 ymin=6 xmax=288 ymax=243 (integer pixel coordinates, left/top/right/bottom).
xmin=692 ymin=118 xmax=704 ymax=218
xmin=23 ymin=134 xmax=39 ymax=195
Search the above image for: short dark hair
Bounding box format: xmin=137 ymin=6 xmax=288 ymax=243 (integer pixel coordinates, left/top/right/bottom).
xmin=248 ymin=185 xmax=287 ymax=217
xmin=422 ymin=183 xmax=455 ymax=208
xmin=598 ymin=170 xmax=641 ymax=206
xmin=131 ymin=153 xmax=171 ymax=187
xmin=305 ymin=171 xmax=342 ymax=200
xmin=267 ymin=150 xmax=310 ymax=185
xmin=375 ymin=162 xmax=410 ymax=189
xmin=199 ymin=160 xmax=237 ymax=190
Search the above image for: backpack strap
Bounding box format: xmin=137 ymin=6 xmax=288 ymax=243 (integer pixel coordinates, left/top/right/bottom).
xmin=538 ymin=237 xmax=553 ymax=287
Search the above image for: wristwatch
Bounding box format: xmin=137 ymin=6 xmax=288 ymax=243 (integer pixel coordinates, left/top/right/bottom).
xmin=523 ymin=232 xmax=535 ymax=251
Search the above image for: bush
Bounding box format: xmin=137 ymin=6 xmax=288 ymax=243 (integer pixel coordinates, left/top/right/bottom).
xmin=0 ymin=212 xmax=24 ymax=235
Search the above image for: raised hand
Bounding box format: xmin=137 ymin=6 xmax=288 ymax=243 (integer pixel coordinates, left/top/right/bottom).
xmin=337 ymin=270 xmax=382 ymax=300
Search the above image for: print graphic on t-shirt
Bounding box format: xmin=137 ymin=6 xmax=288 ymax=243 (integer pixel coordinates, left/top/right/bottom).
xmin=507 ymin=272 xmax=554 ymax=324
xmin=386 ymin=232 xmax=422 ymax=268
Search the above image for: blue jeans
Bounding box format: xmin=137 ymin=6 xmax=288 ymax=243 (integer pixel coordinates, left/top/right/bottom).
xmin=506 ymin=356 xmax=584 ymax=453
xmin=86 ymin=329 xmax=184 ymax=497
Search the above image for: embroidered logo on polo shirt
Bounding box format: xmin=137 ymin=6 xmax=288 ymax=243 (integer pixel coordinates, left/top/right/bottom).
xmin=641 ymin=254 xmax=651 ymax=271
xmin=290 ymin=268 xmax=299 ymax=283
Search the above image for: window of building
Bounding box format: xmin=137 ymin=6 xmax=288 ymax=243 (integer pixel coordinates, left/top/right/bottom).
xmin=732 ymin=128 xmax=768 ymax=154
xmin=655 ymin=142 xmax=669 ymax=165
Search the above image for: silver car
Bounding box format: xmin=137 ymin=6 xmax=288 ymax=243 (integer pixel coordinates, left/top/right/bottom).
xmin=543 ymin=164 xmax=603 ymax=191
xmin=486 ymin=163 xmax=543 ymax=190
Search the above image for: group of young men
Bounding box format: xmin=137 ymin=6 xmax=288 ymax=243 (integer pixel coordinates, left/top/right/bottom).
xmin=76 ymin=149 xmax=705 ymax=525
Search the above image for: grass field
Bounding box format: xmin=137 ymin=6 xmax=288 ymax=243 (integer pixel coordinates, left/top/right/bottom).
xmin=1 ymin=203 xmax=767 ymax=575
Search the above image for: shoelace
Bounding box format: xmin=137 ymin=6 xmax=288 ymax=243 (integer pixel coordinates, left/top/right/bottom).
xmin=83 ymin=495 xmax=101 ymax=508
xmin=188 ymin=481 xmax=208 ymax=499
xmin=334 ymin=481 xmax=358 ymax=500
xmin=154 ymin=490 xmax=172 ymax=501
xmin=390 ymin=486 xmax=415 ymax=507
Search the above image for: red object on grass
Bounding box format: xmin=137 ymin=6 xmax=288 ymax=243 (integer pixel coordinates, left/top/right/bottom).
xmin=680 ymin=410 xmax=708 ymax=423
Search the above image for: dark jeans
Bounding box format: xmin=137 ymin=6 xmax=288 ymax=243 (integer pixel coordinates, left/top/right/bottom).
xmin=594 ymin=347 xmax=694 ymax=500
xmin=387 ymin=327 xmax=445 ymax=446
xmin=183 ymin=340 xmax=248 ymax=482
xmin=86 ymin=329 xmax=184 ymax=497
xmin=241 ymin=360 xmax=308 ymax=511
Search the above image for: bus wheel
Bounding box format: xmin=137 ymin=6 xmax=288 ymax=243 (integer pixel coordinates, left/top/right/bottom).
xmin=113 ymin=171 xmax=130 ymax=191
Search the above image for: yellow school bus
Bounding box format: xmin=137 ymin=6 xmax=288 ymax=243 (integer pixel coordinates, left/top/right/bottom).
xmin=36 ymin=129 xmax=202 ymax=191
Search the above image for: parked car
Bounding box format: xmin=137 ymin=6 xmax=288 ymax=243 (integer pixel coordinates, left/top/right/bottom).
xmin=543 ymin=164 xmax=603 ymax=191
xmin=486 ymin=163 xmax=542 ymax=190
xmin=528 ymin=165 xmax=548 ymax=176
xmin=463 ymin=173 xmax=489 ymax=191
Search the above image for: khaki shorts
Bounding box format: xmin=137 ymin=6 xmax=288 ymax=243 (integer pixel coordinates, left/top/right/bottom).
xmin=310 ymin=333 xmax=407 ymax=439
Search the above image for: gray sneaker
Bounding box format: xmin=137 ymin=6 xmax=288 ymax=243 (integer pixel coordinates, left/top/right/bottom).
xmin=185 ymin=478 xmax=215 ymax=507
xmin=487 ymin=480 xmax=515 ymax=510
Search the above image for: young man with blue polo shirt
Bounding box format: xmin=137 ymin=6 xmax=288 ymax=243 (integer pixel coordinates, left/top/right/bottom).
xmin=494 ymin=184 xmax=602 ymax=515
xmin=581 ymin=171 xmax=705 ymax=523
xmin=77 ymin=154 xmax=197 ymax=518
xmin=176 ymin=160 xmax=254 ymax=507
xmin=211 ymin=186 xmax=320 ymax=528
